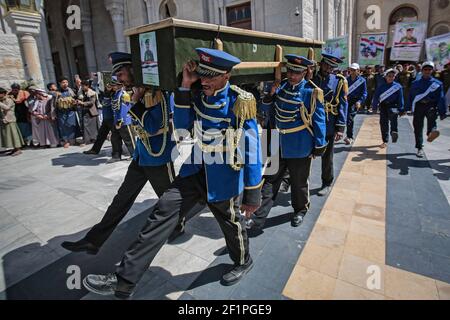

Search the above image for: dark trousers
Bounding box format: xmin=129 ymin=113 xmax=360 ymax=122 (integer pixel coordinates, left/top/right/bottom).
xmin=91 ymin=118 xmax=121 ymax=155
xmin=346 ymin=104 xmax=357 ymax=139
xmin=379 ymin=106 xmax=398 ymax=143
xmin=321 ymin=135 xmax=335 ymax=187
xmin=116 ymin=125 xmax=135 ymax=157
xmin=116 ymin=170 xmax=249 ymax=285
xmin=413 ymin=106 xmax=438 ymax=149
xmin=84 ymin=160 xmax=175 ymax=247
xmin=252 ymin=157 xmax=312 ymax=228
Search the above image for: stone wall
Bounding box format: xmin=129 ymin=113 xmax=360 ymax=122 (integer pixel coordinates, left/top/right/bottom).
xmin=0 ymin=34 xmax=26 ymax=88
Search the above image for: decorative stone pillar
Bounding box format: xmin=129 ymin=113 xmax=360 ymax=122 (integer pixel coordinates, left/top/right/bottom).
xmin=105 ymin=0 xmax=126 ymax=52
xmin=80 ymin=0 xmax=98 ymax=73
xmin=5 ymin=10 xmax=44 ymax=88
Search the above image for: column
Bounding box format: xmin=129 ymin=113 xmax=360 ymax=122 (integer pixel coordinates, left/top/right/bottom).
xmin=80 ymin=0 xmax=98 ymax=73
xmin=105 ymin=0 xmax=126 ymax=52
xmin=19 ymin=33 xmax=44 ymax=87
xmin=5 ymin=11 xmax=45 ymax=88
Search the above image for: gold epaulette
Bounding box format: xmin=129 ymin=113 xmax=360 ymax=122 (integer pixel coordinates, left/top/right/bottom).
xmin=229 ymin=85 xmax=256 ymax=120
xmin=144 ymin=90 xmax=162 ymax=108
xmin=336 ymin=74 xmax=348 ymax=96
xmin=122 ymin=90 xmax=130 ymax=103
xmin=308 ymin=80 xmax=324 ymax=104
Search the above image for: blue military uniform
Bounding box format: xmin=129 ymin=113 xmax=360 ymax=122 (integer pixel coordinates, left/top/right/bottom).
xmin=250 ymin=55 xmax=327 ymax=229
xmin=346 ymin=72 xmax=367 ymax=140
xmin=311 ymin=53 xmax=348 ymax=190
xmin=110 ymin=83 xmax=136 ymax=157
xmin=406 ymin=64 xmax=446 ymax=152
xmin=71 ymin=52 xmax=176 ymax=254
xmin=112 ymin=48 xmax=262 ymax=292
xmin=372 ymin=70 xmax=404 ymax=144
xmin=85 ymin=85 xmax=123 ymax=157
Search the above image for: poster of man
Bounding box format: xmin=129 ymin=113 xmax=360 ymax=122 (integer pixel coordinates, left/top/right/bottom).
xmin=139 ymin=31 xmax=159 ymax=86
xmin=324 ymin=36 xmax=349 ymax=68
xmin=390 ymin=22 xmax=427 ymax=62
xmin=358 ymin=33 xmax=387 ymax=66
xmin=399 ymin=27 xmax=417 ymax=44
xmin=425 ymin=32 xmax=450 ymax=71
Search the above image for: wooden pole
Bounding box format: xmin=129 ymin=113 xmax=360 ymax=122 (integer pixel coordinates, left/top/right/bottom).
xmin=275 ymin=45 xmax=283 ymax=81
xmin=214 ymin=38 xmax=223 ymax=51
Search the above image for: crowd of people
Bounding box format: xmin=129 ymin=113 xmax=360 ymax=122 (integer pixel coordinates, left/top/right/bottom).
xmin=0 ymin=73 xmax=135 ymax=161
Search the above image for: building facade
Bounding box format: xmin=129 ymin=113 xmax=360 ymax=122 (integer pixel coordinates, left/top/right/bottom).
xmin=354 ymin=0 xmax=450 ymax=65
xmin=0 ymin=0 xmax=353 ymax=88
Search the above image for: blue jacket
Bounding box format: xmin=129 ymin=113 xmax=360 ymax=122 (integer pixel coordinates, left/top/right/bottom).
xmin=174 ymin=82 xmax=263 ymax=204
xmin=261 ymin=79 xmax=327 ymax=158
xmin=128 ymin=91 xmax=175 ymax=167
xmin=311 ymin=72 xmax=348 ymax=135
xmin=372 ymin=81 xmax=404 ymax=112
xmin=406 ymin=77 xmax=446 ymax=116
xmin=112 ymin=89 xmax=132 ymax=127
xmin=99 ymin=92 xmax=113 ymax=120
xmin=346 ymin=75 xmax=367 ymax=106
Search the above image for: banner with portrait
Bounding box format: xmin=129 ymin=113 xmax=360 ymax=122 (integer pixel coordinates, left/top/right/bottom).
xmin=390 ymin=21 xmax=427 ymax=62
xmin=324 ymin=35 xmax=349 ymax=69
xmin=425 ymin=32 xmax=450 ymax=71
xmin=358 ymin=33 xmax=386 ymax=66
xmin=139 ymin=31 xmax=160 ymax=86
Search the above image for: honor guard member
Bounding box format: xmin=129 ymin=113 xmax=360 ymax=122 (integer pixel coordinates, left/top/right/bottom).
xmin=345 ymin=63 xmax=367 ymax=145
xmin=246 ymin=55 xmax=326 ymax=230
xmin=61 ymin=52 xmax=176 ymax=255
xmin=372 ymin=68 xmax=404 ymax=148
xmin=312 ymin=53 xmax=348 ymax=196
xmin=110 ymin=76 xmax=136 ymax=160
xmin=406 ymin=61 xmax=447 ymax=158
xmin=82 ymin=48 xmax=263 ymax=298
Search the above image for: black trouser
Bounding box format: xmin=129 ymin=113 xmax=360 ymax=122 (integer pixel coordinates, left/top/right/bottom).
xmin=379 ymin=106 xmax=398 ymax=143
xmin=84 ymin=160 xmax=175 ymax=247
xmin=91 ymin=118 xmax=121 ymax=155
xmin=346 ymin=100 xmax=358 ymax=139
xmin=321 ymin=135 xmax=335 ymax=187
xmin=252 ymin=157 xmax=312 ymax=228
xmin=116 ymin=125 xmax=135 ymax=157
xmin=116 ymin=169 xmax=249 ymax=285
xmin=413 ymin=105 xmax=438 ymax=149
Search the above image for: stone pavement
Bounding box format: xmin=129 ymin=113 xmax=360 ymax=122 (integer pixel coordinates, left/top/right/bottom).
xmin=0 ymin=115 xmax=449 ymax=300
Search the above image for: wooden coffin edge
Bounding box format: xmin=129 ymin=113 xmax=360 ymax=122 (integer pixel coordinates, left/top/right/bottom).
xmin=124 ymin=18 xmax=324 ymax=46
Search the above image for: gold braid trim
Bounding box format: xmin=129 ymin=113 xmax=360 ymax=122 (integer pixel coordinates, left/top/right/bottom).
xmin=230 ymin=85 xmax=257 ymax=120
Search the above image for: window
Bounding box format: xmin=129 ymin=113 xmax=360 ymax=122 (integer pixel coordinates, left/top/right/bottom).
xmin=226 ymin=2 xmax=251 ymax=30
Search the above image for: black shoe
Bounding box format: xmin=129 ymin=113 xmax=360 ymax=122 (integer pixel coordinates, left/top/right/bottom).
xmin=61 ymin=239 xmax=99 ymax=255
xmin=221 ymin=257 xmax=253 ymax=286
xmin=317 ymin=185 xmax=331 ymax=197
xmin=391 ymin=132 xmax=398 ymax=143
xmin=291 ymin=211 xmax=306 ymax=227
xmin=416 ymin=149 xmax=424 ymax=158
xmin=83 ymin=273 xmax=134 ymax=299
xmin=83 ymin=149 xmax=98 ymax=155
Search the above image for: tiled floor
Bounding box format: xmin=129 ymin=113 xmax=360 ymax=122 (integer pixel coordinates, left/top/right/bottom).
xmin=283 ymin=116 xmax=450 ymax=300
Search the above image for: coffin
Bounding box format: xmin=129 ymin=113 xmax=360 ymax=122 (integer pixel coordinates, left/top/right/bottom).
xmin=124 ymin=18 xmax=323 ymax=89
